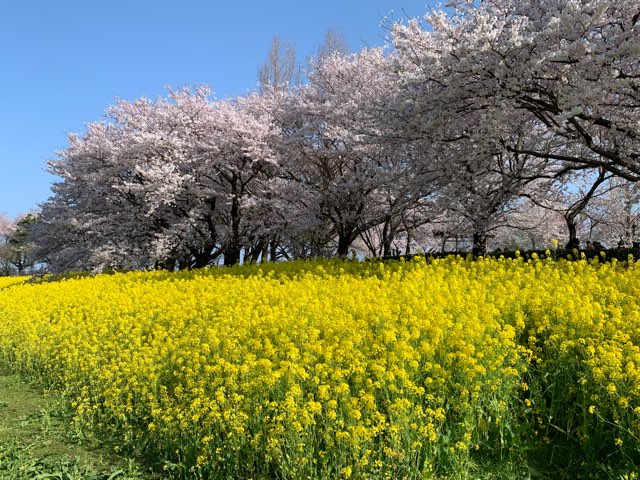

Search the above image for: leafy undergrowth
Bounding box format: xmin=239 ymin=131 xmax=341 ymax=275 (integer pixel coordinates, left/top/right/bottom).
xmin=0 ymin=364 xmax=155 ymax=480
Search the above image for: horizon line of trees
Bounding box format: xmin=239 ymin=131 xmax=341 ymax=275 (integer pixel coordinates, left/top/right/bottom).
xmin=4 ymin=1 xmax=639 ymax=273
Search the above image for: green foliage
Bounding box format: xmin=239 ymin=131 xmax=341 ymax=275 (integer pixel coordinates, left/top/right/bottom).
xmin=0 ymin=214 xmax=38 ymax=276
xmin=0 ymin=365 xmax=154 ymax=480
xmin=385 ymin=247 xmax=640 ymax=265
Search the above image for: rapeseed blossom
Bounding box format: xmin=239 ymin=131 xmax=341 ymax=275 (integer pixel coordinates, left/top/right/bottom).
xmin=0 ymin=257 xmax=638 ymax=477
xmin=0 ymin=276 xmax=28 ymax=289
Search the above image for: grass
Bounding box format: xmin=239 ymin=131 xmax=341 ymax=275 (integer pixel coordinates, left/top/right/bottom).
xmin=1 ymin=367 xmax=635 ymax=480
xmin=0 ymin=363 xmax=154 ymax=480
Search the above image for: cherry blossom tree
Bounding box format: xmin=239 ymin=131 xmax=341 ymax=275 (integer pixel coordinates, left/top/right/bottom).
xmin=0 ymin=213 xmax=39 ymax=275
xmin=528 ymin=168 xmax=615 ymax=246
xmin=491 ymin=201 xmax=567 ymax=250
xmin=585 ymin=177 xmax=640 ymax=246
xmin=0 ymin=214 xmax=16 ymax=275
xmin=0 ymin=214 xmax=12 ymax=238
xmin=34 ymin=87 xmax=278 ymax=271
xmin=275 ymin=48 xmax=432 ymax=257
xmin=392 ymin=0 xmax=640 ymax=181
xmin=196 ymin=93 xmax=279 ymax=266
xmin=33 ymin=118 xmax=141 ymax=272
xmin=33 ymin=3 xmax=640 ymax=270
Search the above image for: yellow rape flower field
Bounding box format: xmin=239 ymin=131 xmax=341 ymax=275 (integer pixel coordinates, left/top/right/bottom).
xmin=0 ymin=275 xmax=30 ymax=290
xmin=0 ymin=256 xmax=639 ymax=479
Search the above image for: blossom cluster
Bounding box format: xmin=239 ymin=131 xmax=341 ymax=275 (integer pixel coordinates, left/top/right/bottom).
xmin=0 ymin=275 xmax=29 ymax=290
xmin=0 ymin=257 xmax=638 ymax=477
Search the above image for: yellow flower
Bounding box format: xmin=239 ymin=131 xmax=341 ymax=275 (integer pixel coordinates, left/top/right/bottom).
xmin=0 ymin=257 xmax=639 ymax=477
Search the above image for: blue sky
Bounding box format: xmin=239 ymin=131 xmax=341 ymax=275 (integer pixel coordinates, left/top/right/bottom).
xmin=0 ymin=0 xmax=435 ymax=218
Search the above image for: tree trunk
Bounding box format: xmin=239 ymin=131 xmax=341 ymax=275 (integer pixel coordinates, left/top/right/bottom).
xmin=261 ymin=241 xmax=270 ymax=263
xmin=337 ymin=226 xmax=358 ymax=257
xmin=566 ymin=218 xmax=578 ymax=243
xmin=225 ymin=181 xmax=242 ymax=267
xmin=564 ymin=168 xmax=608 ymax=247
xmin=472 ymin=232 xmax=487 ymax=256
xmin=336 ymin=234 xmax=351 ymax=257
xmin=245 ymin=240 xmax=264 ymax=264
xmin=381 ymin=217 xmax=393 ymax=257
xmin=404 ymin=229 xmax=412 ymax=256
xmin=269 ymin=238 xmax=278 ymax=261
xmin=155 ymin=258 xmax=177 ymax=271
xmin=223 ymin=244 xmax=241 ymax=267
xmin=440 ymin=235 xmax=447 ymax=253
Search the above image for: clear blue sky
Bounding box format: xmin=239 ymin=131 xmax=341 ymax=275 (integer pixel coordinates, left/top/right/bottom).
xmin=0 ymin=0 xmax=435 ymax=218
